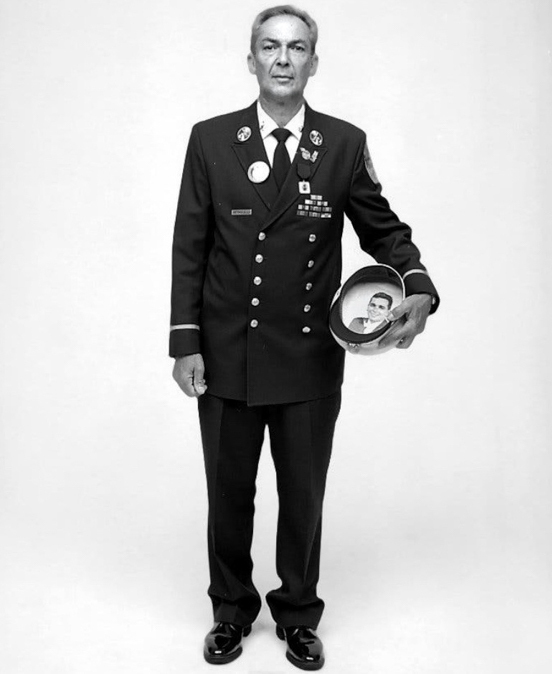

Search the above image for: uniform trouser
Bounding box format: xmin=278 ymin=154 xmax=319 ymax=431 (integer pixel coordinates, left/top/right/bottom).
xmin=197 ymin=390 xmax=342 ymax=630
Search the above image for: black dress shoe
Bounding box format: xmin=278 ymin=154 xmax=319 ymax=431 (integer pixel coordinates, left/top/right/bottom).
xmin=276 ymin=625 xmax=325 ymax=670
xmin=204 ymin=622 xmax=252 ymax=664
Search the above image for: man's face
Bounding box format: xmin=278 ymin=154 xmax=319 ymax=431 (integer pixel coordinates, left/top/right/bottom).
xmin=367 ymin=296 xmax=391 ymax=322
xmin=247 ymin=15 xmax=318 ymax=102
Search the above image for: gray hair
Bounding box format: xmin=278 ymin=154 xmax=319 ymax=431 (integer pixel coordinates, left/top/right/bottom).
xmin=250 ymin=5 xmax=318 ymax=54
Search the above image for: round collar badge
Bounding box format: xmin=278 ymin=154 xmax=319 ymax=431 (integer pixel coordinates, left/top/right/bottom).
xmin=237 ymin=126 xmax=252 ymax=142
xmin=309 ymin=130 xmax=323 ymax=146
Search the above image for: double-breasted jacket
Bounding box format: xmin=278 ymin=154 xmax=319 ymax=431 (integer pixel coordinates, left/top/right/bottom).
xmin=170 ymin=102 xmax=438 ymax=405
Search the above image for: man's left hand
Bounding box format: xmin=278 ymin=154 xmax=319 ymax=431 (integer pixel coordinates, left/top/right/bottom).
xmin=379 ymin=293 xmax=433 ymax=350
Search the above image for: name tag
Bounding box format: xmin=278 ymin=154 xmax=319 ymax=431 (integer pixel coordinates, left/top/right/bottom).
xmin=231 ymin=209 xmax=252 ymax=216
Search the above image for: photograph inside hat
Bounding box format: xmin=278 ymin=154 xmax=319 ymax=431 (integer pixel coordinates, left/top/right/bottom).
xmin=341 ymin=281 xmax=403 ymax=335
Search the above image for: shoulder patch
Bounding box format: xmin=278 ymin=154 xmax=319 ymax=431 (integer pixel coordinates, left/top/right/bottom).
xmin=363 ymin=143 xmax=379 ymax=184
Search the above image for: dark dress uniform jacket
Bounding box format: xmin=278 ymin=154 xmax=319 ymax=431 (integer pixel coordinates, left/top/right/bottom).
xmin=170 ymin=102 xmax=438 ymax=406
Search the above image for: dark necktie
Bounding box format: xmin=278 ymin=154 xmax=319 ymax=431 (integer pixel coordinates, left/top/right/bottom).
xmin=272 ymin=128 xmax=292 ymax=190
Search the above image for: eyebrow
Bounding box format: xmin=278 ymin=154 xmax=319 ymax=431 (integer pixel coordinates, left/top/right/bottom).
xmin=260 ymin=38 xmax=308 ymax=47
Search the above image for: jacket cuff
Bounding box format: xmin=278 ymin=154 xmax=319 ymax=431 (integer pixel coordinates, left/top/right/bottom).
xmin=403 ymin=270 xmax=440 ymax=314
xmin=169 ymin=327 xmax=201 ymax=358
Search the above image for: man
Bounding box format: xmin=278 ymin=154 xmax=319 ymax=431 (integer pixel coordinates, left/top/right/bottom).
xmin=348 ymin=292 xmax=394 ymax=334
xmin=170 ymin=6 xmax=439 ymax=670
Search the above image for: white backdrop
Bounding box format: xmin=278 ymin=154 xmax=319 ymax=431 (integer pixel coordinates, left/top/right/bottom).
xmin=1 ymin=1 xmax=551 ymax=672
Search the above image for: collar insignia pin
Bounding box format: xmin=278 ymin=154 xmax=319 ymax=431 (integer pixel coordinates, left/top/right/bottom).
xmin=237 ymin=126 xmax=252 ymax=142
xmin=309 ymin=130 xmax=323 ymax=146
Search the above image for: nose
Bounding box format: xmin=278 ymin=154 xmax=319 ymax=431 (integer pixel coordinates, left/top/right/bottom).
xmin=276 ymin=47 xmax=290 ymax=65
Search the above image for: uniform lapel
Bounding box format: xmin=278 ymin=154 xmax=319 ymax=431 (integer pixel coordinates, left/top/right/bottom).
xmin=297 ymin=104 xmax=328 ymax=183
xmin=262 ymin=104 xmax=328 ymax=230
xmin=231 ymin=102 xmax=278 ymax=210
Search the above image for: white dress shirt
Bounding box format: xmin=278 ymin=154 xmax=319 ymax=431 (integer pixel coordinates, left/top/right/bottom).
xmin=362 ymin=319 xmax=388 ymax=334
xmin=257 ymin=101 xmax=305 ymax=166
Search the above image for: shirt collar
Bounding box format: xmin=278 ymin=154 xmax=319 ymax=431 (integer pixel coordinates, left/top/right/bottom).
xmin=256 ymin=101 xmax=305 ymax=141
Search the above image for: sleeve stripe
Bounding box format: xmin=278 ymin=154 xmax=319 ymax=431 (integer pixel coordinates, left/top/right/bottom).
xmin=403 ymin=269 xmax=429 ymax=280
xmin=170 ymin=324 xmax=200 ymax=332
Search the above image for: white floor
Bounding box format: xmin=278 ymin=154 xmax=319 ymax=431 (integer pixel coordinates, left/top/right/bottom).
xmin=2 ymin=414 xmax=551 ymax=674
xmin=2 ymin=538 xmax=551 ymax=674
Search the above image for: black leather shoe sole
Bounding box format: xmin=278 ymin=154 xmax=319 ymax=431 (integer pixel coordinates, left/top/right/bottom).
xmin=204 ymin=625 xmax=252 ymax=665
xmin=276 ymin=626 xmax=324 ymax=671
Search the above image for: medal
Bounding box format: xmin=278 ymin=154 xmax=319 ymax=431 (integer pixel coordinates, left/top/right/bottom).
xmin=297 ymin=163 xmax=311 ymax=194
xmin=247 ymin=161 xmax=270 ymax=183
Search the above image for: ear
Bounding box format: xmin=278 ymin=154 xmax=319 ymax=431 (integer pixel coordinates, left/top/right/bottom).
xmin=247 ymin=52 xmax=257 ymax=75
xmin=309 ymin=53 xmax=319 ymax=77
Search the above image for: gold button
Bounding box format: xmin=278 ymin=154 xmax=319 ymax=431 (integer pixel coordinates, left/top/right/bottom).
xmin=302 ymin=326 xmax=311 ymax=334
xmin=307 ymin=260 xmax=314 ymax=268
xmin=305 ymin=283 xmax=313 ymax=291
xmin=253 ymin=276 xmax=262 ymax=285
xmin=309 ymin=234 xmax=316 ymax=242
xmin=304 ymin=304 xmax=311 ymax=312
xmin=250 ymin=319 xmax=258 ymax=328
xmin=251 ymin=298 xmax=260 ymax=306
xmin=255 ymin=254 xmax=264 ymax=263
xmin=258 ymin=232 xmax=266 ymax=241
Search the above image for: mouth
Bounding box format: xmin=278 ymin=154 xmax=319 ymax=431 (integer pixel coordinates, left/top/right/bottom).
xmin=273 ymin=75 xmax=293 ymax=81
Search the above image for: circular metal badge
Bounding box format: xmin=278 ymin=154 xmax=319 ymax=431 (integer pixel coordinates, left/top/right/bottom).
xmin=237 ymin=126 xmax=251 ymax=142
xmin=247 ymin=161 xmax=270 ymax=184
xmin=309 ymin=130 xmax=323 ymax=146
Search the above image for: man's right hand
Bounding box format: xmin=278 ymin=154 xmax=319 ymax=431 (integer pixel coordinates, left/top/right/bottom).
xmin=172 ymin=353 xmax=207 ymax=397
